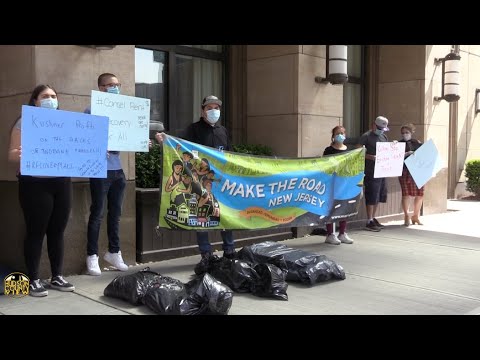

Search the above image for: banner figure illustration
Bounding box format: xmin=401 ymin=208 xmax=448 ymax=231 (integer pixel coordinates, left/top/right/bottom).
xmin=158 ymin=135 xmax=365 ymax=230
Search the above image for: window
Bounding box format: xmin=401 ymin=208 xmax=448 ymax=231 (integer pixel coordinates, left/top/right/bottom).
xmin=343 ymin=45 xmax=364 ymax=137
xmin=135 ymin=45 xmax=226 ymax=138
xmin=135 ymin=48 xmax=167 ymax=133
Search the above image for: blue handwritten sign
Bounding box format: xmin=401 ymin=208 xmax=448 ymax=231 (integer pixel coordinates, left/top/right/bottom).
xmin=20 ymin=105 xmax=108 ymax=178
xmin=91 ymin=90 xmax=150 ymax=152
xmin=404 ymin=139 xmax=443 ymax=188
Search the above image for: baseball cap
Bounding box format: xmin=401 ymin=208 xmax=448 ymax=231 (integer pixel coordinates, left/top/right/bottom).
xmin=202 ymin=95 xmax=222 ymax=107
xmin=375 ymin=116 xmax=390 ymax=131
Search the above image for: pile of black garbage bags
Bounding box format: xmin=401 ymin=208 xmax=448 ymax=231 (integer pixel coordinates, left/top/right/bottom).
xmin=104 ymin=241 xmax=346 ymax=315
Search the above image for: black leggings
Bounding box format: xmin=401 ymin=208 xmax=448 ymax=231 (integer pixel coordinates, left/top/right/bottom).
xmin=18 ymin=176 xmax=72 ymax=280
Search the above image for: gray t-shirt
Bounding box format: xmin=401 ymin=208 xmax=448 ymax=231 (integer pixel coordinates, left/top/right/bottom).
xmin=14 ymin=116 xmax=22 ymax=129
xmin=345 ymin=130 xmax=389 ymax=176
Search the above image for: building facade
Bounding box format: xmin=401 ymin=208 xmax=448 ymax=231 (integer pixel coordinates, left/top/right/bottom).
xmin=1 ymin=45 xmax=478 ymax=277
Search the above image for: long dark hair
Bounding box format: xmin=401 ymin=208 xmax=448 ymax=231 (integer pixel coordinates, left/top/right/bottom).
xmin=27 ymin=84 xmax=58 ymax=106
xmin=10 ymin=84 xmax=58 ymax=133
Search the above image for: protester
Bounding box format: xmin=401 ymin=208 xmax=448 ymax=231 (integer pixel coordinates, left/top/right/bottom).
xmin=398 ymin=123 xmax=424 ymax=226
xmin=345 ymin=116 xmax=390 ymax=231
xmin=323 ymin=126 xmax=354 ymax=244
xmin=155 ymin=95 xmax=236 ymax=270
xmin=85 ymin=73 xmax=128 ymax=275
xmin=8 ymin=84 xmax=75 ymax=296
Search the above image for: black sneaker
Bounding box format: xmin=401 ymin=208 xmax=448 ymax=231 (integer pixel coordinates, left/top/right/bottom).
xmin=365 ymin=221 xmax=381 ymax=232
xmin=223 ymin=250 xmax=237 ymax=260
xmin=194 ymin=252 xmax=213 ymax=276
xmin=373 ymin=218 xmax=385 ymax=229
xmin=29 ymin=279 xmax=48 ymax=297
xmin=50 ymin=275 xmax=75 ymax=292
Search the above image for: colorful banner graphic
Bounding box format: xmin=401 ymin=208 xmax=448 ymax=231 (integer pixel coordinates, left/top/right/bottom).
xmin=159 ymin=135 xmax=365 ymax=230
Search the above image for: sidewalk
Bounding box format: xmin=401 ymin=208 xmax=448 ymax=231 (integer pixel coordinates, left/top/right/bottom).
xmin=1 ymin=199 xmax=480 ymax=315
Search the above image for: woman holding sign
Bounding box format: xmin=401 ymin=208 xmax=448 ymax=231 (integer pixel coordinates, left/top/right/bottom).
xmin=7 ymin=84 xmax=75 ymax=297
xmin=398 ymin=123 xmax=424 ymax=226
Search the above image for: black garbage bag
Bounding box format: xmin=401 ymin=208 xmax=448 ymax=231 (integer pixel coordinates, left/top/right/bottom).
xmin=143 ymin=275 xmax=187 ymax=315
xmin=180 ymin=273 xmax=233 ymax=315
xmin=208 ymin=257 xmax=260 ymax=293
xmin=194 ymin=254 xmax=221 ymax=276
xmin=104 ymin=268 xmax=162 ymax=305
xmin=251 ymin=263 xmax=288 ymax=301
xmin=239 ymin=241 xmax=346 ymax=285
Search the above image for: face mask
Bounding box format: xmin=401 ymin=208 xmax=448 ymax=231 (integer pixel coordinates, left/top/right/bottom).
xmin=106 ymin=86 xmax=120 ymax=94
xmin=206 ymin=109 xmax=220 ymax=124
xmin=39 ymin=98 xmax=58 ymax=109
xmin=402 ymin=133 xmax=412 ymax=141
xmin=374 ymin=129 xmax=384 ymax=136
xmin=334 ymin=134 xmax=346 ymax=143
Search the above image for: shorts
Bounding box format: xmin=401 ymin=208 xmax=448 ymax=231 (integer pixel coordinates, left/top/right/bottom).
xmin=364 ymin=174 xmax=387 ymax=206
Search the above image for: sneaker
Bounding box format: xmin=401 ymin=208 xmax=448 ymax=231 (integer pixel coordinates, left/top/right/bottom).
xmin=86 ymin=254 xmax=101 ymax=276
xmin=103 ymin=251 xmax=128 ymax=271
xmin=29 ymin=279 xmax=48 ymax=297
xmin=373 ymin=218 xmax=385 ymax=229
xmin=50 ymin=275 xmax=75 ymax=292
xmin=325 ymin=233 xmax=341 ymax=245
xmin=365 ymin=221 xmax=381 ymax=232
xmin=338 ymin=233 xmax=354 ymax=244
xmin=194 ymin=252 xmax=213 ymax=276
xmin=223 ymin=250 xmax=237 ymax=260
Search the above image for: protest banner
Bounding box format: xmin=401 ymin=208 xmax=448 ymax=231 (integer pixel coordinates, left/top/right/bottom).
xmin=159 ymin=135 xmax=365 ymax=230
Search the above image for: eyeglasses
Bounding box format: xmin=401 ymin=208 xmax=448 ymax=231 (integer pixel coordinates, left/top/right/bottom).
xmin=101 ymin=83 xmax=121 ymax=88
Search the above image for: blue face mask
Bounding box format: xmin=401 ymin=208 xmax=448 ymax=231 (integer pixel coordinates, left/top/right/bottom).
xmin=374 ymin=128 xmax=384 ymax=136
xmin=334 ymin=134 xmax=346 ymax=143
xmin=39 ymin=98 xmax=58 ymax=110
xmin=206 ymin=109 xmax=220 ymax=124
xmin=106 ymin=86 xmax=120 ymax=94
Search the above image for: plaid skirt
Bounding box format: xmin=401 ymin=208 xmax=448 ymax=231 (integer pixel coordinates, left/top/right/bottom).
xmin=399 ymin=167 xmax=424 ymax=196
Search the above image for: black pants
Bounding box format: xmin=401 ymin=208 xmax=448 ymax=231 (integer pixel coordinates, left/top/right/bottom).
xmin=87 ymin=170 xmax=126 ymax=256
xmin=18 ymin=176 xmax=72 ymax=280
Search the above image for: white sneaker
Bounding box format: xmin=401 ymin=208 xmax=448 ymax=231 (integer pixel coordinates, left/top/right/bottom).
xmin=325 ymin=234 xmax=341 ymax=245
xmin=338 ymin=233 xmax=354 ymax=244
xmin=86 ymin=254 xmax=101 ymax=276
xmin=104 ymin=251 xmax=128 ymax=271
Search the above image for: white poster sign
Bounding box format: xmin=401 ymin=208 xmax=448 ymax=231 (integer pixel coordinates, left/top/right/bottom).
xmin=374 ymin=141 xmax=406 ymax=178
xmin=91 ymin=90 xmax=150 ymax=152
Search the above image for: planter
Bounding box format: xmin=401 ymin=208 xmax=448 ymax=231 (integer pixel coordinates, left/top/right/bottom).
xmin=136 ymin=188 xmax=294 ymax=263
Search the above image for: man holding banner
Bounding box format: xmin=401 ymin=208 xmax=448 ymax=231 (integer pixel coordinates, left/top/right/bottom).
xmin=156 ymin=95 xmax=236 ymax=270
xmin=85 ymin=73 xmax=128 ymax=275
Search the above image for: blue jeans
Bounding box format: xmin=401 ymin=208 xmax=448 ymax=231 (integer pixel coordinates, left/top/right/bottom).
xmin=87 ymin=170 xmax=126 ymax=256
xmin=196 ymin=230 xmax=235 ymax=255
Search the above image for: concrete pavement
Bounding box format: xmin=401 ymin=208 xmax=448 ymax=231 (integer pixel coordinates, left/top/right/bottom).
xmin=1 ymin=199 xmax=479 ymax=315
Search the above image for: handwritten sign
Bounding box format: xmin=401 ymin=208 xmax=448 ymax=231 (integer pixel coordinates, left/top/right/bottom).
xmin=20 ymin=105 xmax=108 ymax=178
xmin=91 ymin=90 xmax=150 ymax=152
xmin=404 ymin=139 xmax=443 ymax=188
xmin=374 ymin=141 xmax=406 ymax=178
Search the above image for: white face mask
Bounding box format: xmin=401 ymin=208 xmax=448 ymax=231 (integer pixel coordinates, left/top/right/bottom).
xmin=206 ymin=109 xmax=220 ymax=124
xmin=402 ymin=133 xmax=412 ymax=141
xmin=39 ymin=98 xmax=58 ymax=109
